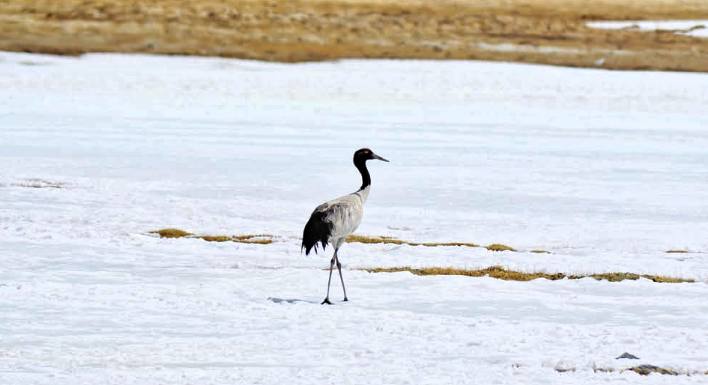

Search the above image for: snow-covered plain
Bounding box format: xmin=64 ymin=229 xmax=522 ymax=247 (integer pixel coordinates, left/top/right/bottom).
xmin=1 ymin=52 xmax=708 ymax=384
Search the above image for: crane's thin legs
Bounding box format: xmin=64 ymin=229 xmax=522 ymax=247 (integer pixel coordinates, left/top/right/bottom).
xmin=322 ymin=255 xmax=335 ymax=305
xmin=335 ymin=249 xmax=348 ymax=301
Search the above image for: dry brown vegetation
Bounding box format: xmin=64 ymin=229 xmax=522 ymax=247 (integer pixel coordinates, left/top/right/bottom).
xmin=347 ymin=235 xmax=524 ymax=252
xmin=363 ymin=265 xmax=694 ymax=283
xmin=485 ymin=243 xmax=516 ymax=252
xmin=150 ymin=228 xmax=273 ymax=244
xmin=150 ymin=230 xmax=698 ymax=259
xmin=150 ymin=229 xmax=696 ymax=283
xmin=346 ymin=234 xmax=479 ymax=248
xmin=1 ymin=0 xmax=708 ymax=71
xmin=151 ymin=228 xmax=192 ymax=238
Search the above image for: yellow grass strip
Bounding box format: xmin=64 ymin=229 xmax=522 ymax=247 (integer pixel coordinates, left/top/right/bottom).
xmin=230 ymin=235 xmax=274 ymax=245
xmin=346 ymin=234 xmax=479 ymax=248
xmin=363 ymin=266 xmax=694 ymax=283
xmin=347 ymin=235 xmax=524 ymax=252
xmin=150 ymin=228 xmax=192 ymax=238
xmin=485 ymin=243 xmax=516 ymax=252
xmin=150 ymin=228 xmax=273 ymax=244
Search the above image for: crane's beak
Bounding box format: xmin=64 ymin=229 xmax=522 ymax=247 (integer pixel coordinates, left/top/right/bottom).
xmin=373 ymin=153 xmax=389 ymax=162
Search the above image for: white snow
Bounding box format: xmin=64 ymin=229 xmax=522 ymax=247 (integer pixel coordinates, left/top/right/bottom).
xmin=587 ymin=20 xmax=708 ymax=38
xmin=1 ymin=52 xmax=708 ymax=384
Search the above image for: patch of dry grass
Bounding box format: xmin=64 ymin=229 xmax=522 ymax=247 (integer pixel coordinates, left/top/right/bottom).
xmin=577 ymin=272 xmax=690 ymax=283
xmin=530 ymin=249 xmax=551 ymax=254
xmin=348 ymin=235 xmax=549 ymax=253
xmin=364 ymin=266 xmax=694 ymax=283
xmin=346 ymin=235 xmax=478 ymax=248
xmin=200 ymin=235 xmax=232 ymax=242
xmin=666 ymin=249 xmax=689 ymax=253
xmin=346 ymin=235 xmax=406 ymax=245
xmin=230 ymin=235 xmax=273 ymax=244
xmin=635 ymin=275 xmax=693 ymax=284
xmin=150 ymin=228 xmax=273 ymax=244
xmin=437 ymin=266 xmax=557 ymax=280
xmin=365 ymin=266 xmax=565 ymax=281
xmin=485 ymin=243 xmax=516 ymax=252
xmin=150 ymin=228 xmax=192 ymax=238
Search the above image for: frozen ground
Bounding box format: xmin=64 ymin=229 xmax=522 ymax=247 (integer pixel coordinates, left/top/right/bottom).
xmin=1 ymin=52 xmax=708 ymax=384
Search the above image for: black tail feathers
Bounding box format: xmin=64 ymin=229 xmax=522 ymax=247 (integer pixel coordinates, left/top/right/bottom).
xmin=301 ymin=210 xmax=332 ymax=255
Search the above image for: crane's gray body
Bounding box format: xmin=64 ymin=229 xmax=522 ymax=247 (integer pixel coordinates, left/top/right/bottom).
xmin=310 ymin=186 xmax=370 ymax=250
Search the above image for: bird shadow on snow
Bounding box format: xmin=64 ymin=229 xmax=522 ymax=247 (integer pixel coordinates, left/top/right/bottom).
xmin=267 ymin=297 xmax=320 ymax=305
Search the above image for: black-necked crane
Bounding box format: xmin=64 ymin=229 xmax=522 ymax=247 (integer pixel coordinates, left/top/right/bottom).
xmin=301 ymin=148 xmax=389 ymax=305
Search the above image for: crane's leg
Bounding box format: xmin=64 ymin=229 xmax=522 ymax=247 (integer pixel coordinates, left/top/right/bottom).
xmin=321 ymin=254 xmax=335 ymax=305
xmin=335 ymin=248 xmax=348 ymax=302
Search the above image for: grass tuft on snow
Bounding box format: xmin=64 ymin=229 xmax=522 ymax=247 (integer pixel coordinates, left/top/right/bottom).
xmin=200 ymin=235 xmax=233 ymax=242
xmin=365 ymin=266 xmax=561 ymax=281
xmin=530 ymin=249 xmax=551 ymax=254
xmin=346 ymin=234 xmax=479 ymax=248
xmin=665 ymin=249 xmax=689 ymax=253
xmin=579 ymin=272 xmax=691 ymax=283
xmin=151 ymin=228 xmax=192 ymax=238
xmin=230 ymin=234 xmax=274 ymax=244
xmin=151 ymin=228 xmax=273 ymax=244
xmin=364 ymin=266 xmax=694 ymax=283
xmin=485 ymin=243 xmax=516 ymax=252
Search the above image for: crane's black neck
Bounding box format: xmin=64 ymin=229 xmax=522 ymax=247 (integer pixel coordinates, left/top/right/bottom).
xmin=354 ymin=158 xmax=371 ymax=190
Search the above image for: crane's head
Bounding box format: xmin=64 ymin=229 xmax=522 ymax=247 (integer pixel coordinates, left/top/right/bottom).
xmin=354 ymin=148 xmax=389 ymax=164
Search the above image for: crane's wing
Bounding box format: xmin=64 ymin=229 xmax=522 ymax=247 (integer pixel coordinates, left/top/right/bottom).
xmin=301 ymin=201 xmax=350 ymax=255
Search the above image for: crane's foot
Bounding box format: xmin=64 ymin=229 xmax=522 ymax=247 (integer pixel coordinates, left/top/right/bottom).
xmin=321 ymin=298 xmax=332 ymax=305
xmin=342 ymin=297 xmax=349 ymax=302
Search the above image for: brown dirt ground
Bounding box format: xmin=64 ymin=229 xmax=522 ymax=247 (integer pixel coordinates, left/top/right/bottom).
xmin=1 ymin=0 xmax=708 ymax=71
